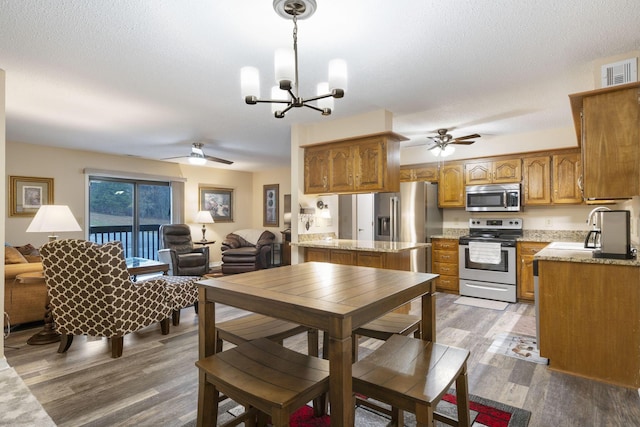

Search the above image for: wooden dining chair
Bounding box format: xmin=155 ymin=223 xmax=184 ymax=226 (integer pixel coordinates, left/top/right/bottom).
xmin=215 ymin=313 xmax=319 ymax=357
xmin=196 ymin=338 xmax=330 ymax=427
xmin=352 ymin=334 xmax=471 ymax=427
xmin=321 ymin=312 xmax=421 ymax=361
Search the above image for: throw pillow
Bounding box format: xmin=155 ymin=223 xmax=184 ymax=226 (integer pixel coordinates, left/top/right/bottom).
xmin=16 ymin=243 xmax=39 ymax=256
xmin=5 ymin=246 xmax=28 ymax=264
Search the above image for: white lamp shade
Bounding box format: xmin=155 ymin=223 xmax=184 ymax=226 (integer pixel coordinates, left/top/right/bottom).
xmin=240 ymin=66 xmax=260 ymax=99
xmin=26 ymin=205 xmax=82 ymax=235
xmin=316 ymin=82 xmax=334 ymax=110
xmin=274 ymin=48 xmax=295 ymax=84
xmin=195 ymin=210 xmax=215 ymax=224
xmin=328 ymin=59 xmax=347 ymax=92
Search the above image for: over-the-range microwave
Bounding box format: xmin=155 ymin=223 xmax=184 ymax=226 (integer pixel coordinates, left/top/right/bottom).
xmin=465 ymin=183 xmax=521 ymax=212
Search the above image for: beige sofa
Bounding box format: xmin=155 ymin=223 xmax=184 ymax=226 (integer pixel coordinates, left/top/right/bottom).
xmin=4 ymin=245 xmax=47 ymax=326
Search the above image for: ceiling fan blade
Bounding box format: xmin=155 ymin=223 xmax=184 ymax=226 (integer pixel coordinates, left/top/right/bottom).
xmin=162 ymin=155 xmax=187 ymax=160
xmin=454 ymin=133 xmax=481 ymax=141
xmin=451 ymin=140 xmax=476 ymax=145
xmin=204 ymin=155 xmax=234 ymax=165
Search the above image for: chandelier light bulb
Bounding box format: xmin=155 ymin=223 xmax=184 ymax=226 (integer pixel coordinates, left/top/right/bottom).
xmin=274 ymin=48 xmax=295 ymax=88
xmin=328 ymin=59 xmax=347 ymax=92
xmin=240 ymin=66 xmax=260 ymax=100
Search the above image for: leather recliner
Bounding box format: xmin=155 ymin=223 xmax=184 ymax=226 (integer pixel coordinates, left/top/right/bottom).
xmin=221 ymin=229 xmax=275 ymax=274
xmin=158 ymin=224 xmax=210 ymax=276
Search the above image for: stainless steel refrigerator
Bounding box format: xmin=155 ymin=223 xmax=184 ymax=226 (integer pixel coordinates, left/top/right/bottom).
xmin=374 ymin=182 xmax=443 ymax=273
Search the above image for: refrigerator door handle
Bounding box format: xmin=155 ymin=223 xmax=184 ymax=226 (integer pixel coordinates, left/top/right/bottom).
xmin=390 ymin=196 xmax=399 ymax=242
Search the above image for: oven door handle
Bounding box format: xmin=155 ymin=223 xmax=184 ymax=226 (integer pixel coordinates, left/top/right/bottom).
xmin=465 ymin=283 xmax=511 ymax=292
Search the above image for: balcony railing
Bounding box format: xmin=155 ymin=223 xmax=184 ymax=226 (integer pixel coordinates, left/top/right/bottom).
xmin=89 ymin=224 xmax=162 ymax=260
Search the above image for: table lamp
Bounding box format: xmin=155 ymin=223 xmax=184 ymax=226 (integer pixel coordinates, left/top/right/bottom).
xmin=195 ymin=210 xmax=215 ymax=242
xmin=26 ymin=205 xmax=82 ymax=241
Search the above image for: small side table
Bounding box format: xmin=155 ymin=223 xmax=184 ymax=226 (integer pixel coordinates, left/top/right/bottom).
xmin=194 ymin=240 xmax=215 ymax=246
xmin=15 ymin=272 xmax=61 ymax=345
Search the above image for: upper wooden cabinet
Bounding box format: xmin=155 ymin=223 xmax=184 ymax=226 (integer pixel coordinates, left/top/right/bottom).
xmin=438 ymin=163 xmax=465 ymax=208
xmin=552 ymin=151 xmax=582 ymax=204
xmin=464 ymin=159 xmax=521 ymax=185
xmin=400 ymin=164 xmax=438 ymax=182
xmin=303 ymin=132 xmax=405 ymax=194
xmin=523 ymin=151 xmax=582 ymax=206
xmin=569 ymin=82 xmax=640 ymax=200
xmin=522 ymin=156 xmax=552 ymax=205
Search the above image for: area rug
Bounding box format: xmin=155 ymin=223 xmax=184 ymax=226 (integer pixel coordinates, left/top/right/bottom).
xmin=223 ymin=391 xmax=531 ymax=427
xmin=454 ymin=296 xmax=509 ymax=311
xmin=0 ymin=364 xmax=56 ymax=427
xmin=488 ymin=332 xmax=548 ymax=365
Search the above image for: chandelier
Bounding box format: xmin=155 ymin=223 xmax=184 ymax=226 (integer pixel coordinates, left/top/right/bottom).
xmin=240 ymin=0 xmax=347 ymax=118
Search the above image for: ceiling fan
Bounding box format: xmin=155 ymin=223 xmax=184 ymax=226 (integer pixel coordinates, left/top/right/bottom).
xmin=164 ymin=142 xmax=233 ymax=165
xmin=426 ymin=128 xmax=481 ymax=157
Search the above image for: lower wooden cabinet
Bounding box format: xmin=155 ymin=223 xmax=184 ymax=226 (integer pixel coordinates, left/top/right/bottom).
xmin=517 ymin=241 xmax=549 ymax=301
xmin=303 ymin=247 xmax=409 ymax=271
xmin=431 ymin=238 xmax=459 ymax=294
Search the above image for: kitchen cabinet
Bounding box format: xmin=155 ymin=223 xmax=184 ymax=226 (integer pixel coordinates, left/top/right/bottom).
xmin=538 ymin=257 xmax=640 ymax=388
xmin=569 ymin=82 xmax=640 ymax=200
xmin=516 ymin=241 xmax=548 ymax=301
xmin=464 ymin=159 xmax=521 ymax=185
xmin=303 ymin=247 xmax=412 ymax=270
xmin=431 ymin=238 xmax=459 ymax=293
xmin=303 ymin=132 xmax=405 ymax=194
xmin=522 ymin=156 xmax=551 ymax=205
xmin=400 ymin=164 xmax=439 ymax=182
xmin=552 ymin=151 xmax=582 ymax=204
xmin=304 ymin=146 xmax=330 ymax=194
xmin=438 ymin=163 xmax=465 ymax=208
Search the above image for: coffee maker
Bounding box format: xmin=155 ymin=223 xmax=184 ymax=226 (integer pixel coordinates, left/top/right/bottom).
xmin=593 ymin=210 xmax=634 ymax=259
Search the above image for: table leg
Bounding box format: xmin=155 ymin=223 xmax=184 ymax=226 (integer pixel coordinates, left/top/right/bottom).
xmin=197 ymin=288 xmax=216 ymax=427
xmin=421 ymin=285 xmax=436 ymax=342
xmin=327 ymin=317 xmax=353 ymax=426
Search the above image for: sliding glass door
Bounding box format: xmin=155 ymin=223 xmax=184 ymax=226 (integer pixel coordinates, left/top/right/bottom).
xmin=88 ymin=177 xmax=171 ymax=259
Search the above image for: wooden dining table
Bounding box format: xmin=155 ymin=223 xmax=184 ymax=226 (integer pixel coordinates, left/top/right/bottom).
xmin=195 ymin=262 xmax=438 ymax=426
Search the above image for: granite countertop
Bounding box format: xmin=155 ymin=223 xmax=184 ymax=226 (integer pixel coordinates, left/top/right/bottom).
xmin=431 ymin=229 xmax=591 ymax=243
xmin=291 ymin=239 xmax=430 ymax=253
xmin=535 ymin=244 xmax=640 ymax=266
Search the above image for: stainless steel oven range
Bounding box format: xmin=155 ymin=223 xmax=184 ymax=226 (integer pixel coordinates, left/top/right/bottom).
xmin=458 ymin=218 xmax=523 ymax=303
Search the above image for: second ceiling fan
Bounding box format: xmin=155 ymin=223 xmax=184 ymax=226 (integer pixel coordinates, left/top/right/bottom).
xmin=164 ymin=142 xmax=233 ymax=165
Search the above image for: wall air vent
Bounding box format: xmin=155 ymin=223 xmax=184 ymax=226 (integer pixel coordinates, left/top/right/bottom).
xmin=601 ymin=58 xmax=638 ymax=87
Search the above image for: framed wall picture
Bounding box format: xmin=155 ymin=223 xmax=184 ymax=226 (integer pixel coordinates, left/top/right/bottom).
xmin=263 ymin=184 xmax=279 ymax=227
xmin=199 ymin=186 xmax=234 ymax=222
xmin=9 ymin=176 xmax=54 ymax=217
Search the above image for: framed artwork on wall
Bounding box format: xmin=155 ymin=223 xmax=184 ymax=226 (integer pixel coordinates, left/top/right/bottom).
xmin=199 ymin=186 xmax=234 ymax=222
xmin=9 ymin=176 xmax=54 ymax=217
xmin=263 ymin=184 xmax=279 ymax=227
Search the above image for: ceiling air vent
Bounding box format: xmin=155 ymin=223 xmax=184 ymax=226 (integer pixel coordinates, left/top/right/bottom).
xmin=601 ymin=58 xmax=637 ymax=87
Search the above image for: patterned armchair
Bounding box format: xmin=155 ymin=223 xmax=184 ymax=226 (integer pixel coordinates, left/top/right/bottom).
xmin=40 ymin=239 xmax=172 ymax=358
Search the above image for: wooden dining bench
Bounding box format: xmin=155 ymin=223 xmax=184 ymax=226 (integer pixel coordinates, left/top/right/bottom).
xmin=196 ymin=337 xmax=329 ymax=427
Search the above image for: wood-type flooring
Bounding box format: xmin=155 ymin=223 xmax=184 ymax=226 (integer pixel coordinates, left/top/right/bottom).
xmin=4 ymin=292 xmax=640 ymax=426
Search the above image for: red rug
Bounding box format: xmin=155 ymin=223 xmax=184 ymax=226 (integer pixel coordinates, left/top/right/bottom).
xmin=286 ymin=392 xmax=531 ymax=426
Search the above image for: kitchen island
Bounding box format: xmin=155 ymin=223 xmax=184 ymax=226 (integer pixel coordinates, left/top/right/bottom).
xmin=535 ymin=245 xmax=640 ymax=388
xmin=292 ymin=239 xmax=430 ymax=271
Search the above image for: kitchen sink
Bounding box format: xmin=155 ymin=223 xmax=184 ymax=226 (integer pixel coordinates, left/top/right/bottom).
xmin=545 ymin=241 xmax=594 ymax=251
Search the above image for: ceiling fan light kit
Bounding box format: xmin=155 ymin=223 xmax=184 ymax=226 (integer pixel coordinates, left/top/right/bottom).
xmin=240 ymin=0 xmax=347 ymax=118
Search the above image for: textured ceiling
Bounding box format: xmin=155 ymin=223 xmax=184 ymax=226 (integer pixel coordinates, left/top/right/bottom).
xmin=1 ymin=0 xmax=639 ymax=171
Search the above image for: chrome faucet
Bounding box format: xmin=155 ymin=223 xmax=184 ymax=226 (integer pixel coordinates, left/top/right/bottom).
xmin=586 ymin=206 xmax=611 ymax=229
